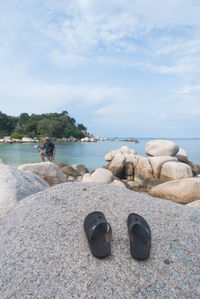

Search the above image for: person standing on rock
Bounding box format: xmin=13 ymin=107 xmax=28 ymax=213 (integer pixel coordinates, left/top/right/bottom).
xmin=37 ymin=137 xmax=55 ymax=162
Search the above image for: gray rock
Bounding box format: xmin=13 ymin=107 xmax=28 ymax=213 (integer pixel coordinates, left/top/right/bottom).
xmin=0 ymin=183 xmax=199 ymax=298
xmin=175 ymin=147 xmax=189 ymax=163
xmin=149 ymin=177 xmax=200 ymax=204
xmin=160 ymin=161 xmax=193 ymax=181
xmin=0 ymin=158 xmax=3 ymax=164
xmin=82 ymin=168 xmax=113 ymax=183
xmin=0 ymin=164 xmax=49 ymax=218
xmin=56 ymin=162 xmax=69 ymax=169
xmin=62 ymin=166 xmax=80 ymax=177
xmin=134 ymin=157 xmax=153 ymax=186
xmin=145 ymin=140 xmax=179 ymax=157
xmin=18 ymin=162 xmax=67 ymax=186
xmin=108 ymin=152 xmax=126 ymax=177
xmin=148 ymin=156 xmax=178 ymax=179
xmin=72 ymin=164 xmax=89 ymax=175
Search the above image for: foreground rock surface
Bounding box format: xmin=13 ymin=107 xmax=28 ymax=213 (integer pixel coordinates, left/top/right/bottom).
xmin=18 ymin=162 xmax=67 ymax=186
xmin=0 ymin=183 xmax=199 ymax=298
xmin=149 ymin=178 xmax=200 ymax=203
xmin=0 ymin=164 xmax=49 ymax=217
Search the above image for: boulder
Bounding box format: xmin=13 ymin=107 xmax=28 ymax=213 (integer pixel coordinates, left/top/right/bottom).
xmin=0 ymin=183 xmax=199 ymax=298
xmin=18 ymin=162 xmax=67 ymax=186
xmin=145 ymin=140 xmax=179 ymax=157
xmin=56 ymin=162 xmax=69 ymax=169
xmin=0 ymin=158 xmax=3 ymax=164
xmin=175 ymin=148 xmax=188 ymax=163
xmin=104 ymin=150 xmax=118 ymax=162
xmin=187 ymin=200 xmax=200 ymax=211
xmin=134 ymin=157 xmax=153 ymax=186
xmin=0 ymin=164 xmax=49 ymax=218
xmin=148 ymin=156 xmax=178 ymax=179
xmin=61 ymin=166 xmax=80 ymax=177
xmin=108 ymin=152 xmax=125 ymax=177
xmin=111 ymin=179 xmax=126 ymax=188
xmin=160 ymin=162 xmax=193 ymax=181
xmin=120 ymin=146 xmax=136 ymax=155
xmin=72 ymin=164 xmax=89 ymax=175
xmin=82 ymin=168 xmax=113 ymax=183
xmin=149 ymin=178 xmax=200 ymax=203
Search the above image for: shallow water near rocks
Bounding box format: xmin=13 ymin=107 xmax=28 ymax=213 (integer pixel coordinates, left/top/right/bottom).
xmin=0 ymin=138 xmax=200 ymax=170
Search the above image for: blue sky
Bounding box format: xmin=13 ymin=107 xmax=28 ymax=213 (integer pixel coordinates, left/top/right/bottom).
xmin=0 ymin=0 xmax=200 ymax=137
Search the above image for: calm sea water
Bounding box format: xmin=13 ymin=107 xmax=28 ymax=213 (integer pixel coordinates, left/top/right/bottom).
xmin=0 ymin=139 xmax=200 ymax=170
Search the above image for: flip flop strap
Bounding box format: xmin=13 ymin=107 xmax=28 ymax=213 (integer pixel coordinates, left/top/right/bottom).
xmin=88 ymin=222 xmax=112 ymax=243
xmin=129 ymin=222 xmax=150 ymax=236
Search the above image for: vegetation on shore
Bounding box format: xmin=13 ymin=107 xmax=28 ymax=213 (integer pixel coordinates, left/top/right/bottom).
xmin=0 ymin=111 xmax=87 ymax=139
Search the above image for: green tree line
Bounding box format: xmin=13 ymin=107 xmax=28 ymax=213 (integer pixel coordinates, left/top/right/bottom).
xmin=0 ymin=111 xmax=87 ymax=139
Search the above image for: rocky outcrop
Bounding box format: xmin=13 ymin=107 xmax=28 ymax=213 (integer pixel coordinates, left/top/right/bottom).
xmin=18 ymin=162 xmax=67 ymax=186
xmin=149 ymin=178 xmax=200 ymax=204
xmin=145 ymin=140 xmax=179 ymax=157
xmin=0 ymin=183 xmax=199 ymax=298
xmin=0 ymin=164 xmax=49 ymax=217
xmin=82 ymin=168 xmax=113 ymax=183
xmin=160 ymin=161 xmax=193 ymax=181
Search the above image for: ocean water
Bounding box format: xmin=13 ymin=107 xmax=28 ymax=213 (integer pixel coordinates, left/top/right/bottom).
xmin=0 ymin=139 xmax=200 ymax=170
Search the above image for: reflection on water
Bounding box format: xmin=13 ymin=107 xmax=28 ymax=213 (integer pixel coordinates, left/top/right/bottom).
xmin=0 ymin=139 xmax=200 ymax=170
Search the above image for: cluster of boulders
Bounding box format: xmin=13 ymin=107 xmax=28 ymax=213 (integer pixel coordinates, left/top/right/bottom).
xmin=101 ymin=140 xmax=200 ymax=204
xmin=0 ymin=136 xmax=40 ymax=144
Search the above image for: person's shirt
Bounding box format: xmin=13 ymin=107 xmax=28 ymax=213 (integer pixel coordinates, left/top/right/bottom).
xmin=43 ymin=142 xmax=55 ymax=156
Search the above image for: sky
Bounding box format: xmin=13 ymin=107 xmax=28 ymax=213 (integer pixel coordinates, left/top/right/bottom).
xmin=0 ymin=0 xmax=200 ymax=138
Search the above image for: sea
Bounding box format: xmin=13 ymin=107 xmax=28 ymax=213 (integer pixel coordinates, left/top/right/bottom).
xmin=0 ymin=138 xmax=200 ymax=171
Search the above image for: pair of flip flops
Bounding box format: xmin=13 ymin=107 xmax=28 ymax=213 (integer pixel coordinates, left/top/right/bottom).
xmin=84 ymin=211 xmax=151 ymax=260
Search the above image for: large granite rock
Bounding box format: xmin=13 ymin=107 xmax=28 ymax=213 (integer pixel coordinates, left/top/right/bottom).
xmin=160 ymin=161 xmax=193 ymax=181
xmin=175 ymin=147 xmax=188 ymax=163
xmin=0 ymin=164 xmax=49 ymax=218
xmin=18 ymin=162 xmax=67 ymax=186
xmin=148 ymin=156 xmax=178 ymax=179
xmin=0 ymin=183 xmax=199 ymax=298
xmin=134 ymin=157 xmax=153 ymax=185
xmin=82 ymin=168 xmax=113 ymax=183
xmin=108 ymin=152 xmax=125 ymax=177
xmin=145 ymin=140 xmax=179 ymax=157
xmin=149 ymin=178 xmax=200 ymax=203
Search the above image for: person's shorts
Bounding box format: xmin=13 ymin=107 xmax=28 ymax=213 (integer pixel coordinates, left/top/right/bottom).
xmin=44 ymin=153 xmax=53 ymax=161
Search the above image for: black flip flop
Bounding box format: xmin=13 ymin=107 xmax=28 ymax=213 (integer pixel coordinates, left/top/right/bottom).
xmin=84 ymin=211 xmax=112 ymax=259
xmin=127 ymin=213 xmax=151 ymax=260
